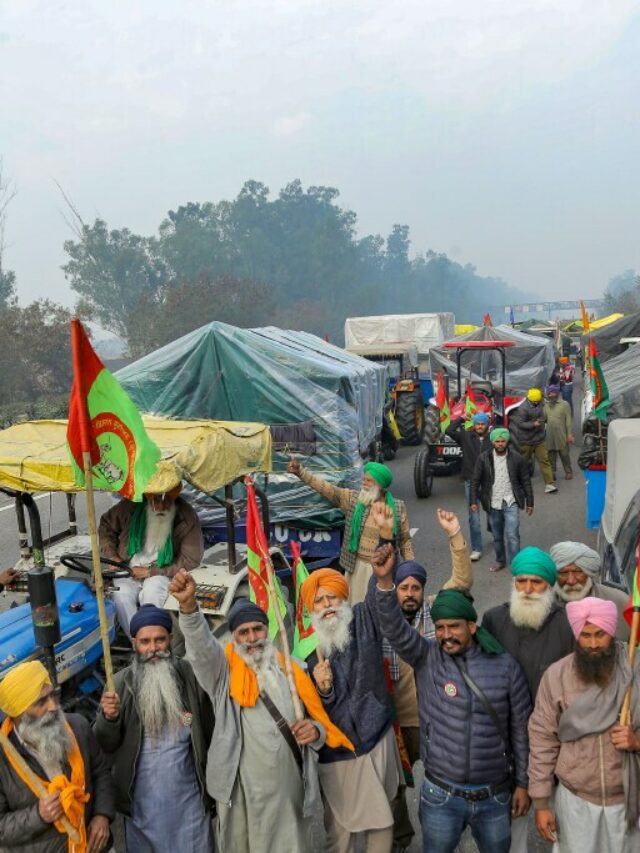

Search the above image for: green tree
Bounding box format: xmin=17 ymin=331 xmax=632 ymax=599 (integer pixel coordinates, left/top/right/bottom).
xmin=603 ymin=269 xmax=640 ymax=314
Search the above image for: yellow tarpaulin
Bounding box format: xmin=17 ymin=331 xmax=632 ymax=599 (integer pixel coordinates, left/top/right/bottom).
xmin=0 ymin=417 xmax=272 ymax=494
xmin=454 ymin=324 xmax=479 ymax=335
xmin=589 ymin=313 xmax=624 ymax=330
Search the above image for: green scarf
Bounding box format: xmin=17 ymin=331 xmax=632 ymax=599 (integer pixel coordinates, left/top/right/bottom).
xmin=348 ymin=491 xmax=398 ymax=554
xmin=430 ymin=589 xmax=504 ymax=655
xmin=127 ymin=501 xmax=175 ymax=568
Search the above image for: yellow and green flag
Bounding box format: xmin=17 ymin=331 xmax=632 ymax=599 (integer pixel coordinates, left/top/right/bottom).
xmin=589 ymin=338 xmax=610 ymax=424
xmin=290 ymin=541 xmax=317 ymax=660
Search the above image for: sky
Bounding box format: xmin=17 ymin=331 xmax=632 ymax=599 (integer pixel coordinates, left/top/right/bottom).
xmin=0 ymin=0 xmax=639 ymax=307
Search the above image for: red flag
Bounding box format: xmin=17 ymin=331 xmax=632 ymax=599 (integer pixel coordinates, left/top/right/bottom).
xmin=483 ymin=313 xmax=493 ymax=326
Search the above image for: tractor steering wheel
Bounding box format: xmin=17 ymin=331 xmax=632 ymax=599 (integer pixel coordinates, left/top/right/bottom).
xmin=59 ymin=553 xmax=132 ymax=580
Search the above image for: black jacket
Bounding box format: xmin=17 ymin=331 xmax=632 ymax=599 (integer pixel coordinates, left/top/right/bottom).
xmin=446 ymin=418 xmax=491 ymax=481
xmin=510 ymin=399 xmax=547 ymax=447
xmin=0 ymin=713 xmax=115 ymax=853
xmin=94 ymin=657 xmax=214 ymax=816
xmin=470 ymin=448 xmax=533 ymax=512
xmin=481 ymin=602 xmax=575 ymax=698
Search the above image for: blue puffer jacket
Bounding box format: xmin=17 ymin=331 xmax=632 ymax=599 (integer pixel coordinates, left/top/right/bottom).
xmin=376 ymin=585 xmax=532 ymax=788
xmin=307 ymin=579 xmax=392 ymax=763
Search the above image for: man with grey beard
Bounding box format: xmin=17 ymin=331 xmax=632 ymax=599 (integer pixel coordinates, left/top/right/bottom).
xmin=0 ymin=660 xmax=114 ymax=853
xmin=95 ymin=605 xmax=214 ymax=853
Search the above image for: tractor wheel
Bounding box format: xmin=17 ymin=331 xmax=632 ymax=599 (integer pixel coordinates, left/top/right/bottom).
xmin=395 ymin=390 xmax=425 ymax=446
xmin=414 ymin=447 xmax=433 ymax=498
xmin=423 ymin=404 xmax=441 ymax=443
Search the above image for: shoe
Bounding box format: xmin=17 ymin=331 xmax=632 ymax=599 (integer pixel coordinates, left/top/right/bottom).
xmin=470 ymin=550 xmax=482 ymax=561
xmin=489 ymin=564 xmax=505 ymax=573
xmin=565 ymin=472 xmax=573 ymax=480
xmin=545 ymin=484 xmax=558 ymax=493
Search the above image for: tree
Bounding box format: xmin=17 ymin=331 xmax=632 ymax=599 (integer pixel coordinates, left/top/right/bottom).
xmin=0 ymin=160 xmax=16 ymax=308
xmin=603 ymin=269 xmax=640 ymax=314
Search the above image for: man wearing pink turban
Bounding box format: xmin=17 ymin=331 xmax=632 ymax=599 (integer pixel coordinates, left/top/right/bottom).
xmin=528 ymin=597 xmax=640 ymax=852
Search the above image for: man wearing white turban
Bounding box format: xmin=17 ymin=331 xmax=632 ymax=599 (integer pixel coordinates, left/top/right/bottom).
xmin=549 ymin=541 xmax=629 ymax=640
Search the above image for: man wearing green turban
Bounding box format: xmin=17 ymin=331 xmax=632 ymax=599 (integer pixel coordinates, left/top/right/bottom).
xmin=371 ymin=537 xmax=532 ymax=852
xmin=288 ymin=456 xmax=414 ymax=603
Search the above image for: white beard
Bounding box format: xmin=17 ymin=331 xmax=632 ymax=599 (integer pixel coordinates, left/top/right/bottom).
xmin=134 ymin=654 xmax=184 ymax=738
xmin=311 ymin=602 xmax=354 ymax=656
xmin=144 ymin=502 xmax=176 ymax=552
xmin=18 ymin=709 xmax=72 ymax=770
xmin=356 ymin=487 xmax=381 ymax=506
xmin=556 ymin=577 xmax=593 ymax=602
xmin=509 ymin=586 xmax=555 ymax=629
xmin=233 ymin=639 xmax=289 ymax=705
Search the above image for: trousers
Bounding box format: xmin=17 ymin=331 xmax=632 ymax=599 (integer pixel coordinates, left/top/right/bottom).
xmin=548 ymin=447 xmax=572 ymax=476
xmin=520 ymin=443 xmax=555 ymax=485
xmin=489 ymin=504 xmax=521 ymax=567
xmin=464 ymin=480 xmax=483 ymax=552
xmin=112 ymin=575 xmax=171 ymax=637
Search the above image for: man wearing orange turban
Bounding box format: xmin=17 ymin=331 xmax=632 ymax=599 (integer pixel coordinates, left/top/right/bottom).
xmin=0 ymin=661 xmax=115 ymax=852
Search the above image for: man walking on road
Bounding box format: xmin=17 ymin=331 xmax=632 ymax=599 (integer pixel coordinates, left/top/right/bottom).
xmin=559 ymin=356 xmax=575 ymax=414
xmin=470 ymin=427 xmax=533 ymax=572
xmin=544 ymin=385 xmax=574 ymax=481
xmin=528 ymin=597 xmax=640 ymax=852
xmin=511 ymin=388 xmax=557 ymax=493
xmin=447 ymin=411 xmax=492 ymax=560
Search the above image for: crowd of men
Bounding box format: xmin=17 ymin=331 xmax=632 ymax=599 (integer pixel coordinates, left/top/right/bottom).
xmin=0 ymin=424 xmax=638 ymax=852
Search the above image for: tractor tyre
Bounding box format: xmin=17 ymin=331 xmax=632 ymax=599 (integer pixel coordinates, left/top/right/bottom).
xmin=414 ymin=447 xmax=433 ymax=498
xmin=395 ymin=390 xmax=426 ymax=446
xmin=423 ymin=404 xmax=441 ymax=444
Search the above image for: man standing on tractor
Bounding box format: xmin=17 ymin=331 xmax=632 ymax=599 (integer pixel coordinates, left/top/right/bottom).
xmin=511 ymin=388 xmax=558 ymax=494
xmin=446 ymin=411 xmax=492 ymax=561
xmin=287 ymin=457 xmax=414 ymax=603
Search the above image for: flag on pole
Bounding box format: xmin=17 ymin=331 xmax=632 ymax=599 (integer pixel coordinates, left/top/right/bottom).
xmin=623 ymin=565 xmax=640 ymax=628
xmin=483 ymin=313 xmax=493 ymax=327
xmin=435 ymin=369 xmax=450 ymax=432
xmin=589 ymin=339 xmax=610 ymax=423
xmin=464 ymin=386 xmax=478 ymax=429
xmin=245 ymin=477 xmax=287 ymax=640
xmin=290 ymin=541 xmax=317 ymax=660
xmin=67 ymin=319 xmax=161 ymax=501
xmin=580 ymin=300 xmax=590 ymax=333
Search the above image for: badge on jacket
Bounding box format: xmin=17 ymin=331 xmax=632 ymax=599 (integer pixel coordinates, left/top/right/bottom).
xmin=443 ymin=682 xmax=458 ymax=698
xmin=181 ymin=711 xmax=193 ymax=727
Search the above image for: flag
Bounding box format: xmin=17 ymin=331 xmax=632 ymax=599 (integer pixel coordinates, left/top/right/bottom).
xmin=509 ymin=305 xmax=515 ymax=327
xmin=245 ymin=477 xmax=287 ymax=640
xmin=290 ymin=541 xmax=317 ymax=660
xmin=580 ymin=300 xmax=590 ymax=333
xmin=623 ymin=565 xmax=640 ymax=628
xmin=589 ymin=339 xmax=610 ymax=423
xmin=67 ymin=319 xmax=161 ymax=501
xmin=464 ymin=386 xmax=478 ymax=429
xmin=483 ymin=313 xmax=492 ymax=326
xmin=435 ymin=369 xmax=450 ymax=432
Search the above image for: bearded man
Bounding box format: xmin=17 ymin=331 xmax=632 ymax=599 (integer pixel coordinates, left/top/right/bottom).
xmin=95 ymin=604 xmax=214 ymax=853
xmin=529 ymin=597 xmax=640 ymax=852
xmin=0 ymin=661 xmax=114 ymax=853
xmin=550 ymin=541 xmax=630 ymax=640
xmin=99 ymin=476 xmax=204 ymax=637
xmin=169 ymin=569 xmax=353 ymax=853
xmin=288 ymin=456 xmax=414 ymax=603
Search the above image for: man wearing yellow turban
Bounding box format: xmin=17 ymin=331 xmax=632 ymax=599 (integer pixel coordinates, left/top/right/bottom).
xmin=0 ymin=661 xmax=115 ymax=852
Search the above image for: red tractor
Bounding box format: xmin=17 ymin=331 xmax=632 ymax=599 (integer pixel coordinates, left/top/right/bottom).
xmin=414 ymin=340 xmax=523 ymax=498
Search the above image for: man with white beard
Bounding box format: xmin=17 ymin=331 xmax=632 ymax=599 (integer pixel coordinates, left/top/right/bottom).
xmin=95 ymin=604 xmax=214 ymax=853
xmin=549 ymin=541 xmax=630 ymax=640
xmin=169 ymin=569 xmax=354 ymax=853
xmin=0 ymin=661 xmax=115 ymax=853
xmin=300 ymin=567 xmax=403 ymax=853
xmin=288 ymin=457 xmax=414 ymax=603
xmin=99 ymin=477 xmax=204 ymax=636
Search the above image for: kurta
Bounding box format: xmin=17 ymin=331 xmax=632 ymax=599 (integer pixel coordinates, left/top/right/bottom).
xmin=544 ymin=400 xmax=572 ymax=451
xmin=217 ymin=666 xmax=311 ymax=853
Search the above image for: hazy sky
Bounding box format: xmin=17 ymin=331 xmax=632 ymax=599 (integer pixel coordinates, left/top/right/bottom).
xmin=1 ymin=1 xmax=638 ymax=307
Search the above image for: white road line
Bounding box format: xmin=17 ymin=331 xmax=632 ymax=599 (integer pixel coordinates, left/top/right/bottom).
xmin=0 ymin=494 xmax=51 ymax=513
xmin=410 ymin=527 xmax=419 ymax=537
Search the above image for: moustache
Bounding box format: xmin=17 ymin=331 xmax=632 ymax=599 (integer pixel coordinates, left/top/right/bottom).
xmin=139 ymin=650 xmax=172 ymax=663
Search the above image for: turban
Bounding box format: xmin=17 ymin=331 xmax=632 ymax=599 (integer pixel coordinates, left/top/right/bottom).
xmin=527 ymin=388 xmax=542 ymax=403
xmin=511 ymin=547 xmax=557 ymax=585
xmin=550 ymin=541 xmax=601 ymax=579
xmin=547 ymin=384 xmax=560 ymax=394
xmin=0 ymin=661 xmax=51 ymax=718
xmin=559 ymin=356 xmax=569 ymax=364
xmin=228 ymin=598 xmax=269 ymax=632
xmin=473 ymin=412 xmax=490 ymax=425
xmin=566 ymin=597 xmax=617 ymax=639
xmin=363 ymin=462 xmax=393 ymax=489
xmin=430 ymin=589 xmax=504 ymax=654
xmin=395 ymin=560 xmax=427 ymax=587
xmin=490 ymin=427 xmax=510 ymax=443
xmin=130 ymin=604 xmax=173 ymax=637
xmin=300 ymin=568 xmax=349 ymax=613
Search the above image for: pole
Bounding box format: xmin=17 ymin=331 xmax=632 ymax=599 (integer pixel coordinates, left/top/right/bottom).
xmin=620 ymin=606 xmax=640 ymax=727
xmin=81 ymin=451 xmax=114 ymax=693
xmin=0 ymin=730 xmax=81 ymax=843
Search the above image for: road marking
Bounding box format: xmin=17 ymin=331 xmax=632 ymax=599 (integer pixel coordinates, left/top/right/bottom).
xmin=0 ymin=494 xmax=51 ymax=513
xmin=410 ymin=527 xmax=419 ymax=537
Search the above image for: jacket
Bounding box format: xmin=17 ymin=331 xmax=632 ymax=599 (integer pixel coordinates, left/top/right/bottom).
xmin=375 ymin=585 xmax=532 ymax=788
xmin=94 ymin=657 xmax=214 ymax=816
xmin=0 ymin=713 xmax=115 ymax=853
xmin=528 ymin=650 xmax=639 ymax=807
xmin=300 ymin=468 xmax=413 ymax=574
xmin=99 ymin=496 xmax=204 ymax=577
xmin=543 ymin=400 xmax=572 ymax=451
xmin=470 ymin=448 xmax=533 ymax=513
xmin=446 ymin=419 xmax=491 ymax=481
xmin=510 ymin=399 xmax=547 ymax=447
xmin=307 ymin=576 xmax=392 ymax=762
xmin=481 ymin=602 xmax=574 ymax=698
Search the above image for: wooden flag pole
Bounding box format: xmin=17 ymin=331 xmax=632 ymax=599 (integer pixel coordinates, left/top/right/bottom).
xmin=0 ymin=730 xmax=81 ymax=842
xmin=82 ymin=451 xmax=115 ymax=693
xmin=620 ymin=606 xmax=640 ymax=726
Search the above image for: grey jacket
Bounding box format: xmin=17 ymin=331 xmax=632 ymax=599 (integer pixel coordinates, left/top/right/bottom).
xmin=510 ymin=399 xmax=547 ymax=447
xmin=178 ymin=608 xmax=325 ymax=814
xmin=0 ymin=713 xmax=115 ymax=853
xmin=93 ymin=657 xmax=214 ymax=816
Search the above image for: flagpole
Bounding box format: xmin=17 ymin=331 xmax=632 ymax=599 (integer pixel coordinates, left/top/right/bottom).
xmin=619 ymin=606 xmax=639 ymax=726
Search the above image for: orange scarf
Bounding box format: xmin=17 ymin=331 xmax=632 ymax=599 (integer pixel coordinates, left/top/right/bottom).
xmin=225 ymin=643 xmax=354 ymax=752
xmin=1 ymin=716 xmax=89 ymax=852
